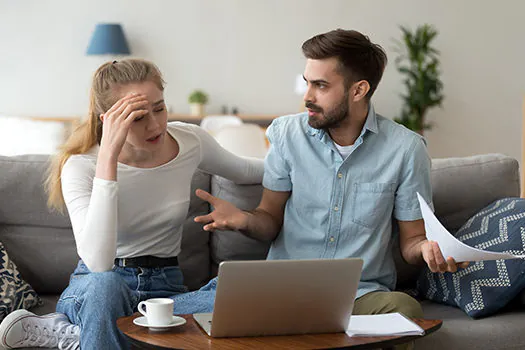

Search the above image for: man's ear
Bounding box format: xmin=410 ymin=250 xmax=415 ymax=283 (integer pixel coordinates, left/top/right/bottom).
xmin=352 ymin=80 xmax=370 ymax=102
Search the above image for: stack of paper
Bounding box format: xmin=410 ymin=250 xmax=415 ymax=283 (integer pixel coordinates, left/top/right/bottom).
xmin=346 ymin=312 xmax=424 ymax=337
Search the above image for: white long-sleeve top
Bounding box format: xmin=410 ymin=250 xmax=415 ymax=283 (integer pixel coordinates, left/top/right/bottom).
xmin=61 ymin=122 xmax=264 ymax=272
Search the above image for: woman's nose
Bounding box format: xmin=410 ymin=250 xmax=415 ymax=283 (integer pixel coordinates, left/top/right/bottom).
xmin=147 ymin=114 xmax=160 ymax=130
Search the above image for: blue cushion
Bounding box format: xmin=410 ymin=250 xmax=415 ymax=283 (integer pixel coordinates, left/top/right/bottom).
xmin=0 ymin=242 xmax=41 ymax=321
xmin=417 ymin=197 xmax=525 ymax=318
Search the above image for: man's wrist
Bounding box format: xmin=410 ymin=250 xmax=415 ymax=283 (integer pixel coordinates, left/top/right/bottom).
xmin=240 ymin=210 xmax=255 ymax=232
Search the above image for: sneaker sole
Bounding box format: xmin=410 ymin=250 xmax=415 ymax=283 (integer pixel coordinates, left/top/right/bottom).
xmin=0 ymin=309 xmax=65 ymax=348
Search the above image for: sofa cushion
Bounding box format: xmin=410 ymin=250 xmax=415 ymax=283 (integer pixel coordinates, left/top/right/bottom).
xmin=0 ymin=155 xmax=79 ymax=294
xmin=0 ymin=155 xmax=71 ymax=228
xmin=430 ymin=154 xmax=520 ymax=233
xmin=418 ymin=300 xmax=525 ymax=350
xmin=0 ymin=226 xmax=78 ymax=294
xmin=209 ymin=176 xmax=270 ymax=275
xmin=179 ymin=170 xmax=212 ymax=290
xmin=0 ymin=242 xmax=41 ymax=321
xmin=417 ymin=197 xmax=525 ymax=318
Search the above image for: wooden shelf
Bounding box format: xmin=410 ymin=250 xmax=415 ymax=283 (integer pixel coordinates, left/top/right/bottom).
xmin=168 ymin=114 xmax=278 ymax=126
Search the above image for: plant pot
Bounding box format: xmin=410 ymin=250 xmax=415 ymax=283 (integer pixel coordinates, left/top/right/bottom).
xmin=190 ymin=103 xmax=205 ymax=116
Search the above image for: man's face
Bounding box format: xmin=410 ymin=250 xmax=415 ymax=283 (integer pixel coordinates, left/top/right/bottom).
xmin=303 ymin=58 xmax=350 ymax=130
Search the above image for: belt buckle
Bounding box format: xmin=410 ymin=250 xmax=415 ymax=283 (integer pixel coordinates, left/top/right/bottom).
xmin=122 ymin=258 xmax=127 ymax=267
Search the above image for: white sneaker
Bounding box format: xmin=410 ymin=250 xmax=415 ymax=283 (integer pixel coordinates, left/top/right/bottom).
xmin=0 ymin=309 xmax=79 ymax=349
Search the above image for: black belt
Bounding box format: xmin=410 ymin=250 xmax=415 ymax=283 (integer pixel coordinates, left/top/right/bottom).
xmin=114 ymin=255 xmax=179 ymax=268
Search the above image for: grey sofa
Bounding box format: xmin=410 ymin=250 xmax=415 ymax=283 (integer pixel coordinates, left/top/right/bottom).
xmin=1 ymin=153 xmax=524 ymax=349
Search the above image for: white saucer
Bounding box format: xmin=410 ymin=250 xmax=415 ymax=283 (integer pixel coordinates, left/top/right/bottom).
xmin=133 ymin=316 xmax=186 ymax=331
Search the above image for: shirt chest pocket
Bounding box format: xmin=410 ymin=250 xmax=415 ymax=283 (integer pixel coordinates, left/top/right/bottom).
xmin=351 ymin=182 xmax=395 ymax=229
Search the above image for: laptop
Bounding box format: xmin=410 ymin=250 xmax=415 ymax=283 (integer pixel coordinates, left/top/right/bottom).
xmin=193 ymin=258 xmax=363 ymax=338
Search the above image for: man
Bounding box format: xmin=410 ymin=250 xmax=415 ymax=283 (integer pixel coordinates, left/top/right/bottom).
xmin=194 ymin=28 xmax=467 ymax=327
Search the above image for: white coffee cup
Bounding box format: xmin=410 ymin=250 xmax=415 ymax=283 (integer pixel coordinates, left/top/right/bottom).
xmin=138 ymin=298 xmax=174 ymax=326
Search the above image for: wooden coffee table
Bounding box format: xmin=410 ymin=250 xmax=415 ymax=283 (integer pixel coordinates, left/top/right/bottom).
xmin=118 ymin=313 xmax=442 ymax=349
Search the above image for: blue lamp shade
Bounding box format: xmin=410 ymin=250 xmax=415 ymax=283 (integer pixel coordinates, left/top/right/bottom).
xmin=86 ymin=23 xmax=131 ymax=55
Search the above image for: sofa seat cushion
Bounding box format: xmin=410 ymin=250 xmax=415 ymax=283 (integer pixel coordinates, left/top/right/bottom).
xmin=0 ymin=242 xmax=41 ymax=321
xmin=30 ymin=294 xmax=60 ymax=315
xmin=418 ymin=197 xmax=525 ymax=318
xmin=418 ymin=301 xmax=525 ymax=350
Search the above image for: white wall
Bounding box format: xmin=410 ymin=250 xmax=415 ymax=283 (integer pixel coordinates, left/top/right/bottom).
xmin=1 ymin=0 xmax=524 ymax=161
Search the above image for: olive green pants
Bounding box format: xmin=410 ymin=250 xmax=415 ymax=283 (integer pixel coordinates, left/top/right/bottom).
xmin=353 ymin=291 xmax=424 ymax=350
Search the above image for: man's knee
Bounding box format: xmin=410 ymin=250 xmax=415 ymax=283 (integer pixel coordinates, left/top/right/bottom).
xmin=387 ymin=292 xmax=423 ymax=319
xmin=354 ymin=291 xmax=423 ymax=318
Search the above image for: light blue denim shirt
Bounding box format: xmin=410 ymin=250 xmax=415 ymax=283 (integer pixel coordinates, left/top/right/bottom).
xmin=263 ymin=104 xmax=432 ymax=298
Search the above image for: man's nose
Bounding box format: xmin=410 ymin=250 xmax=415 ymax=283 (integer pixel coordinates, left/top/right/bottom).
xmin=303 ymin=85 xmax=315 ymax=103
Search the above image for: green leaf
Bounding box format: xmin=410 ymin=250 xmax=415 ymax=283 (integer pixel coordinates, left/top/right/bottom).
xmin=391 ymin=23 xmax=443 ymax=132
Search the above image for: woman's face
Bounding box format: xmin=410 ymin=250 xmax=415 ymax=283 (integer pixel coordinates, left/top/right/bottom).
xmin=113 ymin=81 xmax=168 ymax=153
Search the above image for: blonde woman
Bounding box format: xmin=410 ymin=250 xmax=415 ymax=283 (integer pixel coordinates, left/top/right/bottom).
xmin=0 ymin=59 xmax=263 ymax=350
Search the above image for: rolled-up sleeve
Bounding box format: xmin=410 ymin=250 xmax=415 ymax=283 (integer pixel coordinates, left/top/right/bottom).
xmin=262 ymin=120 xmax=292 ymax=191
xmin=394 ymin=136 xmax=433 ymax=221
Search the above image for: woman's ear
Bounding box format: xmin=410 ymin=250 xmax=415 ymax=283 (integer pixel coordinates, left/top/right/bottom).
xmin=352 ymin=80 xmax=370 ymax=102
xmin=99 ymin=114 xmax=105 ymax=123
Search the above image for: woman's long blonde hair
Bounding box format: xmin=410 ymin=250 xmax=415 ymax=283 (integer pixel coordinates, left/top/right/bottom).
xmin=45 ymin=58 xmax=165 ymax=212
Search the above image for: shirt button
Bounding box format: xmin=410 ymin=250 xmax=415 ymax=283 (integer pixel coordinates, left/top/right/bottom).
xmin=334 ymin=206 xmax=339 ymax=211
xmin=337 ymin=173 xmax=343 ymax=178
xmin=329 ymin=236 xmax=335 ymax=242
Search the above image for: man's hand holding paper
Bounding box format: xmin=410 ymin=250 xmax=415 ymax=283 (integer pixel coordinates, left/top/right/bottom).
xmin=417 ymin=193 xmax=525 ymax=262
xmin=419 ymin=239 xmax=470 ymax=273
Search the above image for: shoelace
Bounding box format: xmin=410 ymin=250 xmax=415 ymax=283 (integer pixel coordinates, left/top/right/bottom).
xmin=56 ymin=322 xmax=80 ymax=350
xmin=18 ymin=320 xmax=79 ymax=350
xmin=20 ymin=322 xmax=59 ymax=347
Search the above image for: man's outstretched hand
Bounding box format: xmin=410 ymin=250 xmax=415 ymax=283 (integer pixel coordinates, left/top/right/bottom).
xmin=194 ymin=189 xmax=249 ymax=232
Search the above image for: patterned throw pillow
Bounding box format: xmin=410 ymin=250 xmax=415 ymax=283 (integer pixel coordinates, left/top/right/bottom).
xmin=417 ymin=197 xmax=525 ymax=318
xmin=0 ymin=242 xmax=41 ymax=321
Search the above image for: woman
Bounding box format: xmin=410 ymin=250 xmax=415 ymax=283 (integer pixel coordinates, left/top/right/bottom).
xmin=0 ymin=59 xmax=263 ymax=350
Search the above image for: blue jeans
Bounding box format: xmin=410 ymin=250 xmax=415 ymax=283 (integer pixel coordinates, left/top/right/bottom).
xmin=56 ymin=261 xmax=218 ymax=350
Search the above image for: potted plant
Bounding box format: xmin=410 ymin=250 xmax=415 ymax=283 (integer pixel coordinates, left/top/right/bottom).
xmin=188 ymin=90 xmax=209 ymax=116
xmin=393 ymin=24 xmax=444 ymax=135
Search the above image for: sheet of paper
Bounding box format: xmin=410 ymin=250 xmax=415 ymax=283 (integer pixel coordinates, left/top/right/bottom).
xmin=417 ymin=193 xmax=525 ymax=262
xmin=346 ymin=312 xmax=424 ymax=337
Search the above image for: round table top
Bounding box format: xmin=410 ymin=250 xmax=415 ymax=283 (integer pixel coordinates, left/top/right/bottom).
xmin=117 ymin=313 xmax=442 ymax=350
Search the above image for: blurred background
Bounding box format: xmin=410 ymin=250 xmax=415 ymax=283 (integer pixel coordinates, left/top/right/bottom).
xmin=0 ymin=0 xmax=524 ymax=162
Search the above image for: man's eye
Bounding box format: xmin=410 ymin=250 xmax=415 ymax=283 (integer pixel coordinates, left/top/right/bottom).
xmin=154 ymin=108 xmax=165 ymax=113
xmin=134 ymin=116 xmax=145 ymax=122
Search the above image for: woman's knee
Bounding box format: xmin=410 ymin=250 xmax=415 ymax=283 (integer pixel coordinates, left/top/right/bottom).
xmin=83 ymin=271 xmax=128 ymax=296
xmin=58 ymin=271 xmax=133 ymax=322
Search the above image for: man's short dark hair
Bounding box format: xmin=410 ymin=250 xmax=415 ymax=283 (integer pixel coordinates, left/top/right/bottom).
xmin=302 ymin=29 xmax=387 ymax=99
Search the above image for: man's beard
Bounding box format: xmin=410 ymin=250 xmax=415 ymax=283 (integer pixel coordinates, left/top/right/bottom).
xmin=306 ymin=92 xmax=350 ymax=130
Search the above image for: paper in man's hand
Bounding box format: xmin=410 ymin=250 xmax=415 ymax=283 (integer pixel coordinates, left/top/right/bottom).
xmin=416 ymin=193 xmax=525 ymax=262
